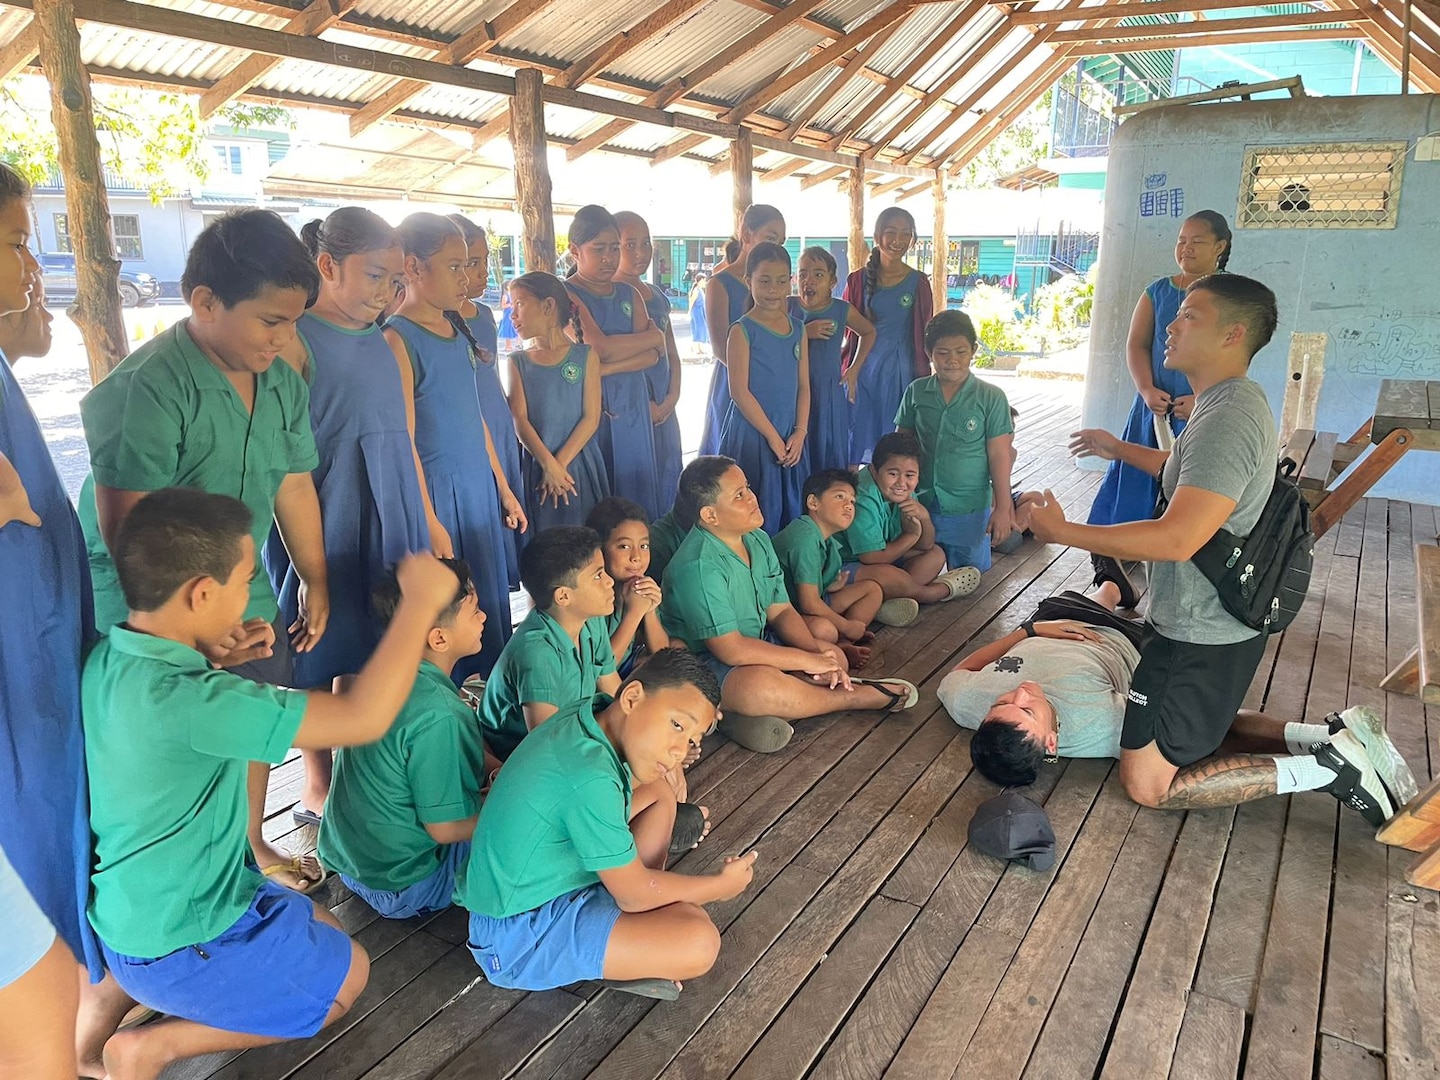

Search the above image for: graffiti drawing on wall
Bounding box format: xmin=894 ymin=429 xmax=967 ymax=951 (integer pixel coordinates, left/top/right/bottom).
xmin=1329 ymin=312 xmax=1440 ymax=378
xmin=1139 ymin=172 xmax=1186 ymax=219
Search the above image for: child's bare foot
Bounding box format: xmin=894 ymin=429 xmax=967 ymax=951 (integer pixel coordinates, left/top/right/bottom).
xmin=77 ymin=971 xmax=135 ymax=1078
xmin=257 ymin=848 xmax=324 ymax=893
xmin=841 ymin=643 xmax=872 ymax=670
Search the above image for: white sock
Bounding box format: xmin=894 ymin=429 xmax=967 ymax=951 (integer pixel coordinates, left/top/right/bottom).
xmin=1282 ymin=722 xmax=1331 ymax=756
xmin=1272 ymin=753 xmax=1338 ymax=793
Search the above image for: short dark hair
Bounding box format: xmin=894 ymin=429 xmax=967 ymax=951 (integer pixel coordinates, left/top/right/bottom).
xmin=372 ymin=557 xmax=473 ymax=628
xmin=0 ymin=162 xmax=30 ymax=211
xmin=182 ymin=209 xmax=320 ymax=308
xmin=520 ymin=526 xmax=602 ymax=608
xmin=970 ymin=718 xmax=1043 ymax=787
xmin=674 ymin=455 xmax=737 ymax=529
xmin=924 ymin=309 xmax=978 ymax=352
xmin=1187 ymin=273 xmax=1278 ymax=361
xmin=746 ymin=241 xmax=791 ymax=278
xmin=621 ymin=646 xmax=722 ymax=709
xmin=799 ymin=246 xmax=837 ymax=277
xmin=803 ymin=467 xmax=857 ymax=505
xmin=114 ymin=488 xmax=253 ymax=612
xmin=871 ymin=431 xmax=922 ymax=470
xmin=299 ymin=206 xmax=397 ymax=263
xmin=586 ymin=496 xmax=650 ymax=541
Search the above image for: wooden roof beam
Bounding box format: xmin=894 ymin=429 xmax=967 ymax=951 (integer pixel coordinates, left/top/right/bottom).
xmin=651 ymin=132 xmax=711 ymax=165
xmin=799 ymin=164 xmax=849 ymax=189
xmin=1363 ymin=0 xmax=1440 ymax=88
xmin=723 ymin=1 xmax=922 ymax=123
xmin=1067 ymin=26 xmax=1364 ymax=53
xmin=0 ymin=16 xmax=37 ymax=80
xmin=1006 ymin=0 xmax=1307 ymax=23
xmin=348 ymin=0 xmax=562 ymax=137
xmin=780 ymin=20 xmax=908 ymax=140
xmin=1047 ymin=9 xmax=1366 ymax=43
xmin=199 ymin=0 xmax=356 ymax=119
xmin=868 ymin=174 xmax=913 ymax=197
xmin=758 ymin=155 xmax=812 ymax=183
xmin=556 ymin=0 xmax=710 ymax=90
xmin=944 ymin=47 xmax=1080 ymax=174
xmin=732 ymin=0 xmax=847 ymax=40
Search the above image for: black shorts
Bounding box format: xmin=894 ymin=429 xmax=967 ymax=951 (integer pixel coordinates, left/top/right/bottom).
xmin=1121 ymin=629 xmax=1266 ymax=767
xmin=1032 ymin=590 xmax=1149 ymax=652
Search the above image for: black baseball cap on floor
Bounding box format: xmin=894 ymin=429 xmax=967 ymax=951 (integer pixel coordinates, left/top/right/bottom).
xmin=967 ymin=791 xmax=1056 ymax=871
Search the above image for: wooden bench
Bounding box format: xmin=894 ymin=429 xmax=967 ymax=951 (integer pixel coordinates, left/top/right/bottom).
xmin=1376 ymin=543 xmax=1440 ymax=890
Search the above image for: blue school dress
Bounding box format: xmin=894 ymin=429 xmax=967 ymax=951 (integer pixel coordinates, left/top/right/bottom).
xmin=388 ymin=315 xmax=512 ymax=680
xmin=689 ymin=284 xmax=709 ymax=345
xmin=718 ymin=314 xmax=809 ymax=534
xmin=568 ymin=280 xmax=662 ymax=519
xmin=0 ymin=356 xmax=102 ymax=979
xmin=464 ymin=304 xmax=522 ymax=591
xmin=699 ymin=270 xmax=752 ymax=456
xmin=267 ymin=314 xmax=430 ymax=688
xmin=497 ymin=297 xmax=516 ymax=341
xmin=642 ymin=287 xmax=683 ymax=508
xmin=790 ymin=296 xmax=851 ymax=472
xmin=849 ymin=267 xmax=924 ymax=465
xmin=1086 ymin=277 xmax=1191 ymax=528
xmin=513 ymin=345 xmax=610 ymax=531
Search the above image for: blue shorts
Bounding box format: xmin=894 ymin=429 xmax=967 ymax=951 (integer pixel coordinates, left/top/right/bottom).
xmin=100 ymin=879 xmax=352 ymax=1039
xmin=702 ymin=631 xmax=778 ymax=688
xmin=931 ymin=507 xmax=992 ymax=574
xmin=0 ymin=843 xmax=56 ymax=988
xmin=466 ymin=884 xmax=622 ymax=991
xmin=227 ymin=616 xmax=296 ymax=687
xmin=341 ymin=842 xmax=469 ymax=920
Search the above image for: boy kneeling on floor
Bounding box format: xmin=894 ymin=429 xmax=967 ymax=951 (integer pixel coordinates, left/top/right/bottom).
xmin=79 ymin=489 xmax=460 ymax=1080
xmin=459 ymin=648 xmax=755 ymax=999
xmin=318 ymin=559 xmax=498 ymax=920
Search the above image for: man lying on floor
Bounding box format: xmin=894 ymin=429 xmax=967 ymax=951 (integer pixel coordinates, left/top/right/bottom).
xmin=937 ymin=583 xmax=1417 ymax=818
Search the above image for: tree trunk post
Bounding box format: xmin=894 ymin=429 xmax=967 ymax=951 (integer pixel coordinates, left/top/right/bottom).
xmin=35 ymin=0 xmax=128 ymax=384
xmin=848 ymin=163 xmax=866 ymax=278
xmin=931 ymin=170 xmax=947 ymax=312
xmin=509 ymin=67 xmax=555 ymax=275
xmin=731 ymin=126 xmax=753 ymax=232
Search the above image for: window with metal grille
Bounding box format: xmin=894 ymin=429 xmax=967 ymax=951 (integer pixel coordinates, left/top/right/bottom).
xmin=1237 ymin=143 xmax=1406 ymax=229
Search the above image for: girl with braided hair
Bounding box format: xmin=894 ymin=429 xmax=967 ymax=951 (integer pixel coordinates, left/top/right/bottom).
xmin=842 ymin=207 xmax=932 ymax=467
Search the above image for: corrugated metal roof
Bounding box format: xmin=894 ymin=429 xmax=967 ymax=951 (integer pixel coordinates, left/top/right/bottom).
xmin=605 ymin=3 xmax=773 ymax=87
xmin=501 ymin=0 xmax=680 ymax=70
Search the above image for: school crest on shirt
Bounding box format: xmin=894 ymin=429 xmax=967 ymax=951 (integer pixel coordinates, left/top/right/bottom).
xmin=467 ymin=344 xmax=494 ymax=369
xmin=793 ymin=341 xmax=802 ymax=359
xmin=965 ymin=416 xmax=979 ymax=433
xmin=620 ymin=300 xmax=633 ymax=317
xmin=561 ymin=360 xmax=582 ymax=384
xmin=900 ymin=292 xmax=914 ymax=308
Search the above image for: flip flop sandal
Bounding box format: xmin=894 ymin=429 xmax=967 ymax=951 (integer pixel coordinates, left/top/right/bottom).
xmin=602 ymin=978 xmax=681 ymax=1000
xmin=668 ymin=802 xmax=709 ymax=855
xmin=291 ymin=806 xmax=323 ymax=828
xmin=261 ymin=856 xmax=329 ymax=895
xmin=851 ymin=676 xmax=919 ymax=711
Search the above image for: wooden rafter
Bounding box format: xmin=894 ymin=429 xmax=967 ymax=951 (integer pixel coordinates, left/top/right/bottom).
xmin=1045 ymin=10 xmax=1366 ymax=44
xmin=348 ymin=0 xmax=562 ymax=137
xmin=199 ymin=0 xmax=356 ymax=119
xmin=1005 ymin=0 xmax=1314 ymax=23
xmin=722 ymin=1 xmax=921 ymax=123
xmin=0 ymin=16 xmax=37 ymax=80
xmin=556 ymin=0 xmax=710 ymax=90
xmin=1364 ymin=0 xmax=1440 ymax=87
xmin=780 ymin=17 xmax=909 ymax=140
xmin=1067 ymin=26 xmax=1363 ymax=53
xmin=867 ymin=174 xmax=913 ymax=197
xmin=945 ymin=47 xmax=1079 ymax=176
xmin=651 ymin=132 xmax=711 ymax=166
xmin=733 ymin=0 xmax=846 ymax=40
xmin=758 ymin=155 xmax=812 ymax=183
xmin=800 ymin=164 xmax=849 ymax=189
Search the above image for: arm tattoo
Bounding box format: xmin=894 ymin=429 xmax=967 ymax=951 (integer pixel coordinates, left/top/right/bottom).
xmin=1157 ymin=755 xmax=1278 ymax=810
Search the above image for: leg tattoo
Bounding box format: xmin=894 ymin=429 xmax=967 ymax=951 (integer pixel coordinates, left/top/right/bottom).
xmin=1156 ymin=755 xmax=1279 ymax=809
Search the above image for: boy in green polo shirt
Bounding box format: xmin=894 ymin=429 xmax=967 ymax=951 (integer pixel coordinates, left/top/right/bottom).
xmin=461 ymin=648 xmax=755 ymax=997
xmin=79 ymin=208 xmax=331 ymax=892
xmin=478 ymin=526 xmax=621 ymax=761
xmin=78 ymin=488 xmax=461 ymax=1079
xmin=659 ymin=456 xmax=919 ymax=754
xmin=895 ymin=309 xmax=1015 ymax=573
xmin=318 ymin=559 xmax=498 ymax=920
xmin=772 ymin=469 xmax=895 ymax=668
xmin=838 ymin=432 xmax=981 ymax=606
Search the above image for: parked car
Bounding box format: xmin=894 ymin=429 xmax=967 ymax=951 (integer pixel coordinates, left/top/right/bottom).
xmin=38 ymin=252 xmax=160 ymax=308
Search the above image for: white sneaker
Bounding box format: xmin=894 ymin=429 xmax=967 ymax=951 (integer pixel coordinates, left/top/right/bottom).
xmin=937 ymin=566 xmax=981 ymax=600
xmin=1323 ymin=706 xmax=1419 ymax=805
xmin=1313 ymin=729 xmax=1396 ymax=827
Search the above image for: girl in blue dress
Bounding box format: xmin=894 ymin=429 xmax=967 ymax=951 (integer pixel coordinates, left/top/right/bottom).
xmin=843 ymin=207 xmax=933 ymax=467
xmin=269 ymin=207 xmax=434 ymax=818
xmin=385 ymin=213 xmax=524 ymax=679
xmin=1084 ymin=210 xmax=1232 ymax=601
xmin=791 ymin=246 xmax=876 ymax=472
xmin=615 ymin=211 xmax=684 ymax=509
xmin=699 ymin=204 xmax=786 ymax=456
xmin=688 ymin=272 xmax=709 ymax=350
xmin=448 ymin=214 xmax=524 ymax=590
xmin=507 ymin=272 xmax=610 ymax=530
xmin=720 ymin=242 xmax=810 ymax=534
xmin=564 ymin=205 xmax=665 ymax=519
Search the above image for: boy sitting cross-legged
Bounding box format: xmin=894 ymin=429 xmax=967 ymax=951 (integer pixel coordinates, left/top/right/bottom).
xmin=460 ymin=648 xmax=753 ymax=999
xmin=659 ymin=456 xmax=919 ymax=755
xmin=317 ymin=559 xmax=498 ymax=920
xmin=838 ymin=432 xmax=981 ymax=606
xmin=78 ymin=488 xmax=461 ymax=1080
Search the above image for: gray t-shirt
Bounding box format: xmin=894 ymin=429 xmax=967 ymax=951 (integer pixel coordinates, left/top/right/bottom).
xmin=1149 ymin=377 xmax=1277 ymax=645
xmin=937 ymin=628 xmax=1141 ymax=759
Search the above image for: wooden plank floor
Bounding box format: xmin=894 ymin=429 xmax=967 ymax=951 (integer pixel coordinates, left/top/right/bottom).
xmin=163 ymin=379 xmax=1440 ymax=1080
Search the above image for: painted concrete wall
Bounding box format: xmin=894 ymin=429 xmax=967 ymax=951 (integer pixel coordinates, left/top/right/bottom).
xmin=1174 ymin=38 xmax=1400 ymax=98
xmin=32 ymin=193 xmax=207 ymax=286
xmin=1085 ymin=94 xmax=1440 ymax=504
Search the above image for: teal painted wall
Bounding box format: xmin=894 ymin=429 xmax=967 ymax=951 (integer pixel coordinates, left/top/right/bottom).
xmin=1173 ymin=38 xmax=1400 ymax=97
xmin=1058 ymin=172 xmax=1107 ymax=190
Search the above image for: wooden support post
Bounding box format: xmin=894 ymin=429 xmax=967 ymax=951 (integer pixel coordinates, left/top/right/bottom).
xmin=509 ymin=68 xmax=555 ymax=275
xmin=930 ymin=170 xmax=947 ymax=312
xmin=848 ymin=164 xmax=866 ymax=276
xmin=35 ymin=0 xmax=128 ymax=384
xmin=1278 ymin=331 xmax=1327 ymax=449
xmin=731 ymin=126 xmax=753 ymax=231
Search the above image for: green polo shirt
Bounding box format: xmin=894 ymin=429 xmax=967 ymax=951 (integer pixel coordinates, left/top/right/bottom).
xmin=659 ymin=526 xmax=787 ymax=663
xmin=318 ymin=661 xmax=486 ymax=892
xmin=837 ymin=467 xmax=903 ymax=563
xmin=647 ymin=509 xmax=688 ymax=584
xmin=772 ymin=514 xmax=842 ymax=603
xmin=478 ymin=607 xmax=617 ymax=760
xmin=79 ymin=322 xmax=319 ymax=628
xmin=459 ymin=698 xmax=634 ymax=918
xmin=83 ymin=626 xmax=307 ymax=958
xmin=895 ymin=373 xmax=1013 ymax=514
